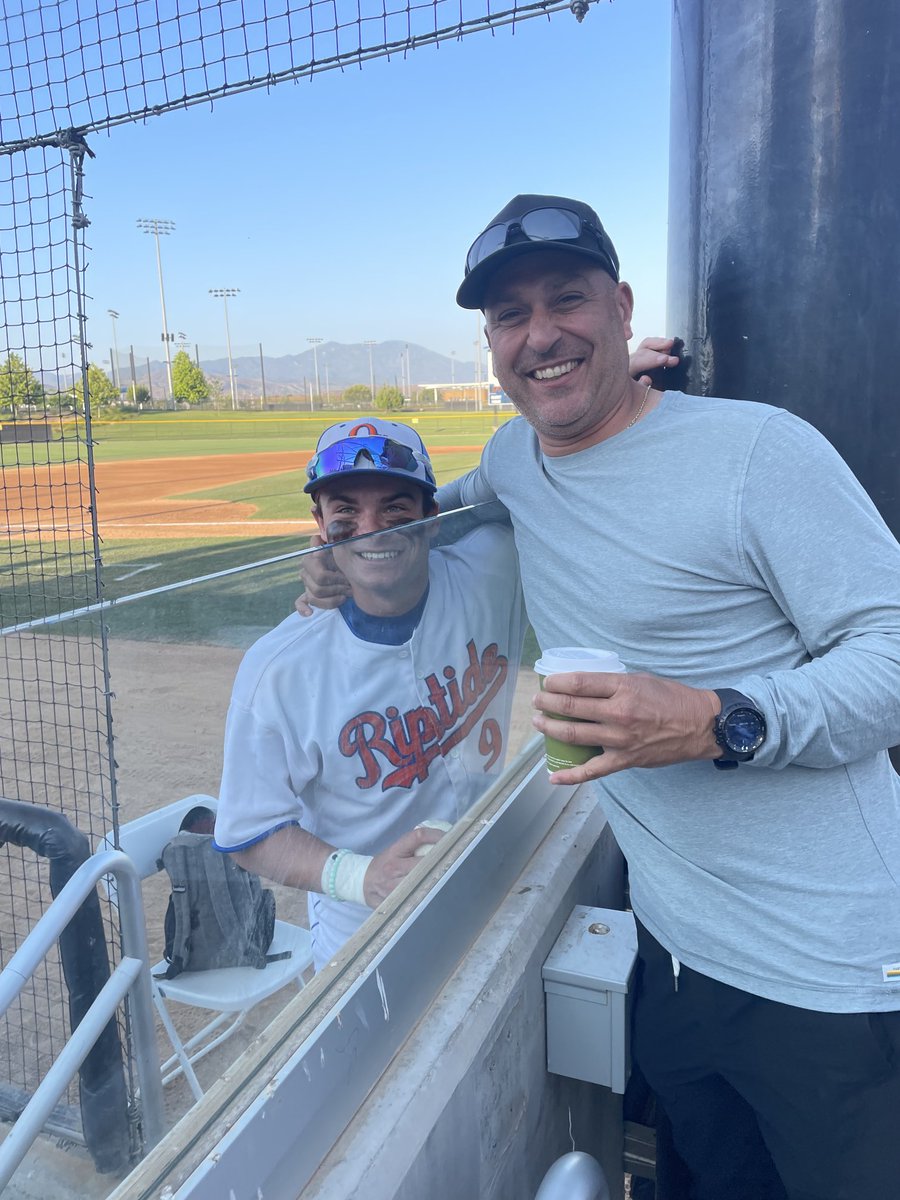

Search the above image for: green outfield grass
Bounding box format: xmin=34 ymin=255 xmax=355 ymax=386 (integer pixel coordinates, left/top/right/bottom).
xmin=88 ymin=409 xmax=511 ymax=462
xmin=0 ymin=409 xmax=513 ymax=468
xmin=6 ymin=523 xmax=540 ymax=660
xmin=102 ymin=536 xmax=308 ymax=645
xmin=168 ymin=469 xmax=308 ymax=521
xmin=2 ymin=413 xmax=503 ymax=643
xmin=104 ymin=533 xmax=538 ymax=660
xmin=3 ymin=535 xmax=310 ymax=643
xmin=6 ymin=520 xmax=532 ymax=650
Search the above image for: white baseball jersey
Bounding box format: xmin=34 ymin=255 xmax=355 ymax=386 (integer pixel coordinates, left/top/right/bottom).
xmin=214 ymin=524 xmax=524 ymax=969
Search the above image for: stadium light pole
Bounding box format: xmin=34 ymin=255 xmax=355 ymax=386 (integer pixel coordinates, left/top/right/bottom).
xmin=307 ymin=337 xmax=323 ymax=405
xmin=107 ymin=309 xmax=121 ymax=391
xmin=136 ymin=218 xmax=175 ymax=406
xmin=364 ymin=339 xmax=377 ymax=403
xmin=209 ymin=288 xmax=240 ymax=410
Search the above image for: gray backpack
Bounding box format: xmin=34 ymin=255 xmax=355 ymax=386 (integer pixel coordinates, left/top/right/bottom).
xmin=158 ymin=816 xmax=289 ymax=978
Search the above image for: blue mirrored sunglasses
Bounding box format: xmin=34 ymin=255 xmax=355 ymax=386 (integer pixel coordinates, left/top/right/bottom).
xmin=465 ymin=206 xmax=617 ymax=280
xmin=306 ymin=435 xmax=436 ymax=489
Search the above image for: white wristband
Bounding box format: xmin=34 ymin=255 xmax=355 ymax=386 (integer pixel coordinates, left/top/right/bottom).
xmin=320 ymin=849 xmax=373 ymax=907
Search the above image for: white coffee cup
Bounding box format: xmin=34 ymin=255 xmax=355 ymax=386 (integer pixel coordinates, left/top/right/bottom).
xmin=534 ymin=647 xmax=627 ymax=772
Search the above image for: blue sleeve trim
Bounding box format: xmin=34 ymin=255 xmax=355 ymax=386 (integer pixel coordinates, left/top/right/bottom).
xmin=212 ymin=819 xmax=301 ymax=853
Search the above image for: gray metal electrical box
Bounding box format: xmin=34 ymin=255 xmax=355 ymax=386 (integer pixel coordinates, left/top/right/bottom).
xmin=542 ymin=906 xmax=638 ymax=1094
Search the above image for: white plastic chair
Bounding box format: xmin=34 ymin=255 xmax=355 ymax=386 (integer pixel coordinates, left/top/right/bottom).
xmin=99 ymin=795 xmax=313 ymax=1101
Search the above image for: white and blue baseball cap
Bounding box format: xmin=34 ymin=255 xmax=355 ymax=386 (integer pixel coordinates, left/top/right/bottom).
xmin=303 ymin=418 xmax=437 ymax=496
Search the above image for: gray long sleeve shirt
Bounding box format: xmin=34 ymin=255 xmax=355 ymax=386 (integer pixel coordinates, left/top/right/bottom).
xmin=438 ymin=391 xmax=900 ymax=1012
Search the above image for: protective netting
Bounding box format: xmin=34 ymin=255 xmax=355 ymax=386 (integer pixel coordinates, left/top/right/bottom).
xmin=1 ymin=0 xmax=580 ymax=149
xmin=0 ymin=140 xmax=117 ymax=1121
xmin=0 ymin=0 xmax=588 ymax=1168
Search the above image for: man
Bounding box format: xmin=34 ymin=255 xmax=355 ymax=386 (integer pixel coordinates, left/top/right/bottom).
xmin=439 ymin=194 xmax=900 ymax=1200
xmin=214 ymin=418 xmax=522 ymax=970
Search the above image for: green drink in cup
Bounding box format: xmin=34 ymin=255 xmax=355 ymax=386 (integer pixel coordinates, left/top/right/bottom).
xmin=534 ymin=647 xmax=627 ymax=774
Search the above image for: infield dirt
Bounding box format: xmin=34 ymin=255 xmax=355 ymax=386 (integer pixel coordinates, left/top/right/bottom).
xmin=2 ymin=451 xmax=311 ymax=539
xmin=1 ymin=446 xmax=485 ymax=539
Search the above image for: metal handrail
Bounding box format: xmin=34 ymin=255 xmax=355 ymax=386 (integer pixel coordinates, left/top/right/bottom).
xmin=0 ymin=848 xmax=164 ymax=1190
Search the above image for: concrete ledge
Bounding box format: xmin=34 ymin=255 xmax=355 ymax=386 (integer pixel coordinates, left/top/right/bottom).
xmin=303 ymin=787 xmax=625 ymax=1200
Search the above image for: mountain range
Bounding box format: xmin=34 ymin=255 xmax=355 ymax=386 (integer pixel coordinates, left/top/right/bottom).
xmin=122 ymin=340 xmax=482 ymax=400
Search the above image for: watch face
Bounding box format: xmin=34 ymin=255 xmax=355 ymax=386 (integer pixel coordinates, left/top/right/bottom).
xmin=724 ymin=708 xmax=766 ymax=754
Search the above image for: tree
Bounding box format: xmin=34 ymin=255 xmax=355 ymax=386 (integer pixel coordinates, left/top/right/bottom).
xmin=374 ymin=384 xmax=404 ymax=413
xmin=126 ymin=383 xmax=151 ymax=407
xmin=74 ymin=363 xmax=118 ymax=408
xmin=0 ymin=352 xmax=46 ymax=416
xmin=342 ymin=383 xmax=372 ymax=409
xmin=207 ymin=376 xmax=226 ymax=409
xmin=171 ymin=349 xmax=211 ymax=404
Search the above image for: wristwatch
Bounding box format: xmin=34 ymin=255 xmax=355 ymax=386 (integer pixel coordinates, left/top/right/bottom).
xmin=712 ymin=689 xmax=767 ymax=770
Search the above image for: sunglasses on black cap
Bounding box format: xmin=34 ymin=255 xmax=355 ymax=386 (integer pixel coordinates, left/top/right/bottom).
xmin=464 ymin=206 xmax=619 ymax=281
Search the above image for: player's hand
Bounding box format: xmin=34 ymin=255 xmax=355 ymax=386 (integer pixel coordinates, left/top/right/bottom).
xmin=363 ymin=825 xmax=446 ymax=906
xmin=629 ymin=336 xmax=680 ymax=385
xmin=295 ymin=533 xmax=351 ymax=617
xmin=532 ymin=671 xmax=722 ymax=784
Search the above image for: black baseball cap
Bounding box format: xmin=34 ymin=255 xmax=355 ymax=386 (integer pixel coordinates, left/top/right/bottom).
xmin=456 ymin=194 xmax=620 ymax=310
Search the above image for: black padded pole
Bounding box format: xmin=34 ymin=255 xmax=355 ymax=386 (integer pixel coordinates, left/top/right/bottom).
xmin=667 ymin=0 xmax=900 ymax=538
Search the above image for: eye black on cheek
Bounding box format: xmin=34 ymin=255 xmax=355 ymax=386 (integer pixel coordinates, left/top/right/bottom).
xmin=326 ymin=519 xmax=355 ymax=542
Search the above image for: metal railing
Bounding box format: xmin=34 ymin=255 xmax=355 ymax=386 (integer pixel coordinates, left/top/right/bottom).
xmin=0 ymin=848 xmax=164 ymax=1190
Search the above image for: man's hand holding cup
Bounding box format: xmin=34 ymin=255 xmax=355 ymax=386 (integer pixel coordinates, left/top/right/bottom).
xmin=532 ymin=656 xmax=721 ymax=784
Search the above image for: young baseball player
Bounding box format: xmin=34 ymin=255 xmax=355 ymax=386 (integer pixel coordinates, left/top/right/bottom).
xmin=213 ymin=419 xmax=523 ymax=970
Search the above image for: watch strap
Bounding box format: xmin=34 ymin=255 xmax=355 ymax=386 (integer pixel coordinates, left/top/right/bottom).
xmin=714 ymin=688 xmax=750 ymax=711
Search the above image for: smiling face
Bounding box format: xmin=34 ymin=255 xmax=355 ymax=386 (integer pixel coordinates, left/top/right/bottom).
xmin=313 ymin=475 xmax=437 ymax=616
xmin=483 ymin=249 xmax=641 ymax=454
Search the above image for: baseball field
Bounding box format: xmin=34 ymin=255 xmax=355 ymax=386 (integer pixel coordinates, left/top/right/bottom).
xmin=0 ymin=408 xmax=546 ymax=1132
xmin=0 ymin=409 xmax=512 ymax=628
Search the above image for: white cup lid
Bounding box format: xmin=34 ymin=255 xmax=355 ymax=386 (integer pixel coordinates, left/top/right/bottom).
xmin=534 ymin=646 xmax=626 ymax=675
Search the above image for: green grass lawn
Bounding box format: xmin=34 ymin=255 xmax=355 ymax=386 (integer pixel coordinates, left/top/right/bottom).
xmin=1 ymin=412 xmax=505 ymax=643
xmin=101 ymin=536 xmax=309 ymax=645
xmin=0 ymin=409 xmax=513 ymax=468
xmin=169 ymin=469 xmax=309 ymax=521
xmin=5 ymin=524 xmax=538 ymax=663
xmin=88 ymin=410 xmax=511 ymax=463
xmin=2 ymin=535 xmax=311 ymax=644
xmin=105 ymin=531 xmax=536 ymax=659
xmin=5 ymin=508 xmax=533 ymax=647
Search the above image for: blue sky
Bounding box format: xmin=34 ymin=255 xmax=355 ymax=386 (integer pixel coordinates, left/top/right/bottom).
xmin=80 ymin=0 xmax=672 ymax=363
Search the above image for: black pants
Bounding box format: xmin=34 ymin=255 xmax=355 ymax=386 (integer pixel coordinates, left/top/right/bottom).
xmin=632 ymin=920 xmax=900 ymax=1200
